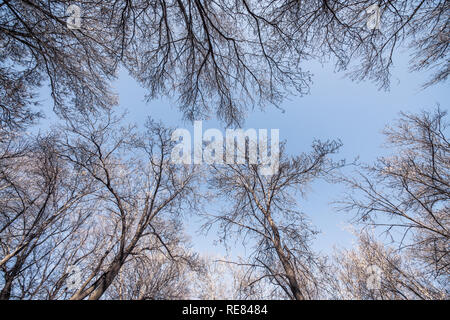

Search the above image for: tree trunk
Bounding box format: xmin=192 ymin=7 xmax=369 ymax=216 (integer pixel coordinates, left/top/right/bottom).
xmin=267 ymin=214 xmax=304 ymax=300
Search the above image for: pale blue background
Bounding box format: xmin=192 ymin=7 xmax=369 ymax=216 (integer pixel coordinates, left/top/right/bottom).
xmin=36 ymin=51 xmax=449 ymax=258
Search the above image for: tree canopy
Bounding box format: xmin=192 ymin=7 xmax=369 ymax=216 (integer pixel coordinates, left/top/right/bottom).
xmin=1 ymin=0 xmax=448 ymax=128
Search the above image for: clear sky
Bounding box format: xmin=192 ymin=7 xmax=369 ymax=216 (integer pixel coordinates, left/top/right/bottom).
xmin=37 ymin=51 xmax=449 ymax=258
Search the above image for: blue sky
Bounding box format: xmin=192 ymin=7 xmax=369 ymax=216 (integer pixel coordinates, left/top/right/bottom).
xmin=37 ymin=51 xmax=449 ymax=258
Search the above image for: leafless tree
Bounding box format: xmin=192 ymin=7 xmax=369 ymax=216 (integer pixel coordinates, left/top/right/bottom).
xmin=0 ymin=0 xmax=120 ymax=129
xmin=275 ymin=0 xmax=449 ymax=89
xmin=2 ymin=1 xmax=447 ymax=128
xmin=105 ymin=220 xmax=202 ymax=300
xmin=0 ymin=108 xmax=202 ymax=300
xmin=1 ymin=1 xmax=448 ymax=301
xmin=0 ymin=130 xmax=94 ymax=299
xmin=111 ymin=0 xmax=450 ymax=123
xmin=335 ymin=107 xmax=449 ymax=299
xmin=332 ymin=231 xmax=448 ymax=299
xmin=196 ymin=254 xmax=307 ymax=300
xmin=203 ymin=140 xmax=343 ymax=299
xmin=54 ymin=110 xmax=200 ymax=300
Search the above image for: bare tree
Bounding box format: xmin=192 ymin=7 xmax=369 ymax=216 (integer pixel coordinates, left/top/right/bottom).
xmin=272 ymin=0 xmax=449 ymax=89
xmin=204 ymin=140 xmax=343 ymax=299
xmin=116 ymin=0 xmax=449 ymax=123
xmin=1 ymin=108 xmax=202 ymax=300
xmin=332 ymin=231 xmax=448 ymax=300
xmin=0 ymin=131 xmax=94 ymax=299
xmin=55 ymin=110 xmax=199 ymax=300
xmin=2 ymin=1 xmax=447 ymax=128
xmin=105 ymin=220 xmax=201 ymax=300
xmin=0 ymin=0 xmax=120 ymax=129
xmin=336 ymin=107 xmax=449 ymax=298
xmin=1 ymin=1 xmax=448 ymax=301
